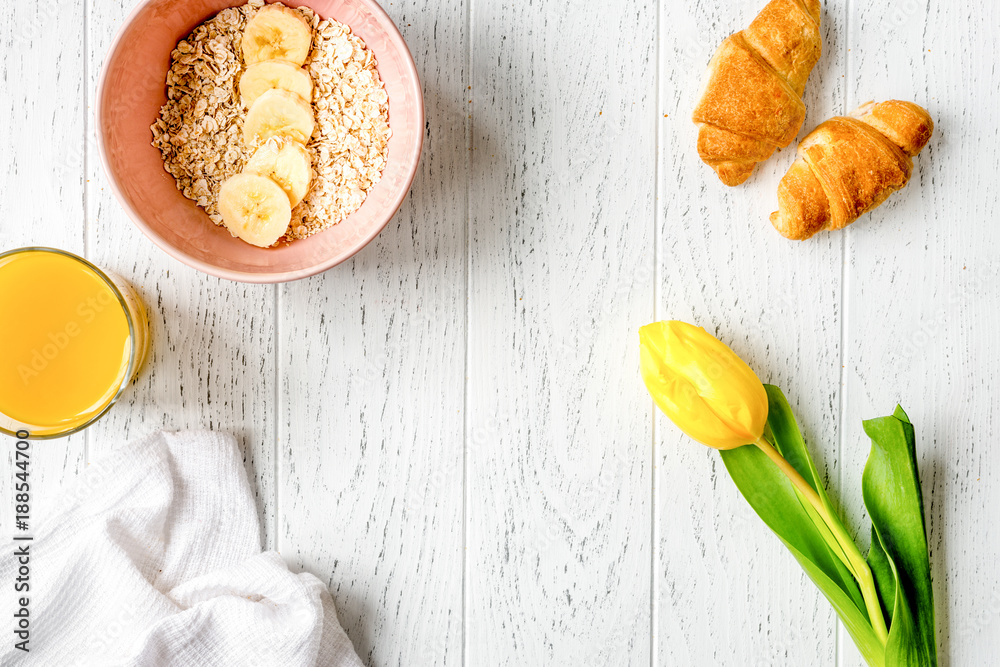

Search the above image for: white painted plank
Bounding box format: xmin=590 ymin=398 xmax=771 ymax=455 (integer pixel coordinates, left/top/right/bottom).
xmin=842 ymin=2 xmax=1000 ymax=665
xmin=657 ymin=1 xmax=846 ymax=664
xmin=277 ymin=2 xmax=468 ymax=665
xmin=2 ymin=1 xmax=996 ymax=666
xmin=0 ymin=2 xmax=87 ymax=529
xmin=85 ymin=0 xmax=277 ymax=546
xmin=466 ymin=0 xmax=655 ymax=663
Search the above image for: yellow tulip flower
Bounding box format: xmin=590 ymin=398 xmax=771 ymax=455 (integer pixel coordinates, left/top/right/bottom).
xmin=639 ymin=320 xmax=768 ymax=449
xmin=639 ymin=320 xmax=896 ymax=653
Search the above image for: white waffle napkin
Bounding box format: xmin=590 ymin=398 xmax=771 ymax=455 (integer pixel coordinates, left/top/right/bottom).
xmin=0 ymin=431 xmax=363 ymax=667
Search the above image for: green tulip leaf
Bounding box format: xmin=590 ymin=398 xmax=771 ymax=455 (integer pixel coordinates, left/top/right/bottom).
xmin=867 ymin=525 xmax=897 ymax=624
xmin=759 ymin=385 xmax=865 ymax=610
xmin=862 ymin=406 xmax=937 ymax=667
xmin=720 ymin=385 xmax=884 ymax=667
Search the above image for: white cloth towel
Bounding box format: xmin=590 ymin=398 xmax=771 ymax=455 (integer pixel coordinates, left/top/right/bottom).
xmin=0 ymin=431 xmax=363 ymax=667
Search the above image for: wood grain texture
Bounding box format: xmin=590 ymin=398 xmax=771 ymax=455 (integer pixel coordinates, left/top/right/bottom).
xmin=656 ymin=1 xmax=846 ymax=664
xmin=0 ymin=2 xmax=87 ymax=530
xmin=277 ymin=0 xmax=468 ymax=664
xmin=2 ymin=0 xmax=998 ymax=665
xmin=466 ymin=0 xmax=656 ymax=663
xmin=85 ymin=0 xmax=278 ymax=547
xmin=840 ymin=1 xmax=1000 ymax=665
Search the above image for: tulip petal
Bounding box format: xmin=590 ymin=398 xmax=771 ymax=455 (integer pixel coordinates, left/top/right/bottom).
xmin=639 ymin=321 xmax=768 ymax=450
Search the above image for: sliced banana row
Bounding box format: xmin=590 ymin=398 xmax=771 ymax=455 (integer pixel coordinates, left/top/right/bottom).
xmin=246 ymin=137 xmax=312 ymax=208
xmin=244 ymin=89 xmax=314 ymax=146
xmin=240 ymin=59 xmax=313 ymax=107
xmin=219 ymin=5 xmax=316 ymax=248
xmin=241 ymin=4 xmax=312 ymax=66
xmin=219 ymin=174 xmax=292 ymax=246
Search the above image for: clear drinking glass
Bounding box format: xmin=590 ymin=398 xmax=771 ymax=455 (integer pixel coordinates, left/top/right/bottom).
xmin=0 ymin=247 xmax=150 ymax=439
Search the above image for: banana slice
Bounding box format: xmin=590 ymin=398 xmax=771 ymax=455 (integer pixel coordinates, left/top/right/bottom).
xmin=242 ymin=5 xmax=313 ymax=66
xmin=218 ymin=173 xmax=292 ymax=248
xmin=245 ymin=138 xmax=313 ymax=207
xmin=243 ymin=89 xmax=315 ymax=146
xmin=240 ymin=59 xmax=314 ymax=108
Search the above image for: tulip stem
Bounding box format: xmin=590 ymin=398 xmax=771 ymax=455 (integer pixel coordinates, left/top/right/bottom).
xmin=754 ymin=436 xmax=890 ymax=646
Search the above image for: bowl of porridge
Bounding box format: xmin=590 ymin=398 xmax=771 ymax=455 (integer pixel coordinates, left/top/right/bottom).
xmin=96 ymin=0 xmax=423 ymax=283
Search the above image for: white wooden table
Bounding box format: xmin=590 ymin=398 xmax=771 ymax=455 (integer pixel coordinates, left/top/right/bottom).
xmin=3 ymin=0 xmax=998 ymax=664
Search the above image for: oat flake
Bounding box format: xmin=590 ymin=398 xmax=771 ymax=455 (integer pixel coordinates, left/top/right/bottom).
xmin=151 ymin=1 xmax=391 ymax=241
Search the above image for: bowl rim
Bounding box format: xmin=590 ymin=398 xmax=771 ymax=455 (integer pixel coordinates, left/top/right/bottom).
xmin=95 ymin=0 xmax=424 ymax=284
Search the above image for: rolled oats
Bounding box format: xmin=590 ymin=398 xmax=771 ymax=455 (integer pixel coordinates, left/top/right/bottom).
xmin=151 ymin=1 xmax=391 ymax=240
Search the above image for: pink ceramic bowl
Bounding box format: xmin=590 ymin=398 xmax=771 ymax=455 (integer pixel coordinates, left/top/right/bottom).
xmin=97 ymin=0 xmax=423 ymax=283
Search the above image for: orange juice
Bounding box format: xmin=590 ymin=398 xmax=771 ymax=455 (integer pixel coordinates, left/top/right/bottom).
xmin=0 ymin=248 xmax=149 ymax=438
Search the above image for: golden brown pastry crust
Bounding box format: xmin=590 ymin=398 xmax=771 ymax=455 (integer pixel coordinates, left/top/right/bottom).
xmin=850 ymin=100 xmax=935 ymax=157
xmin=770 ymin=100 xmax=934 ymax=240
xmin=692 ymin=0 xmax=822 ymax=186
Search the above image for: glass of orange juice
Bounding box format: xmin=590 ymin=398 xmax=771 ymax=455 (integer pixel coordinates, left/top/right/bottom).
xmin=0 ymin=248 xmax=149 ymax=439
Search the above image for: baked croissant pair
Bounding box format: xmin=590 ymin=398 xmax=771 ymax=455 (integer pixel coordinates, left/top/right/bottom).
xmin=692 ymin=0 xmax=934 ymax=240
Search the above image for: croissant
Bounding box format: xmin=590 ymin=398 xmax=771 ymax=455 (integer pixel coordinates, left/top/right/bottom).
xmin=770 ymin=100 xmax=934 ymax=240
xmin=692 ymin=0 xmax=822 ymax=186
